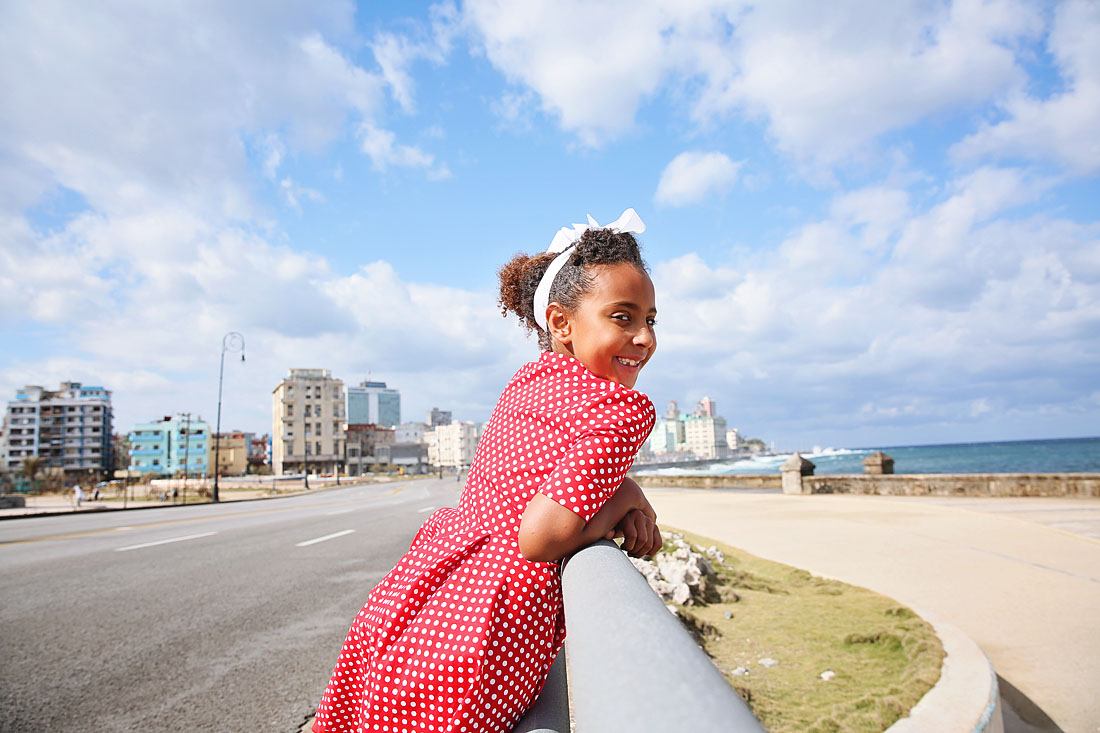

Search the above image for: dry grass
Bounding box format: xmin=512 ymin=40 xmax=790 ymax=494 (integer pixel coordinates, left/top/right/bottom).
xmin=668 ymin=527 xmax=943 ymax=733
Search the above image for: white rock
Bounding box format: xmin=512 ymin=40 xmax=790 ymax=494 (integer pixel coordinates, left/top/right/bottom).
xmin=820 ymin=670 xmax=835 ymax=681
xmin=759 ymin=657 xmax=778 ymax=668
xmin=731 ymin=667 xmax=750 ymax=677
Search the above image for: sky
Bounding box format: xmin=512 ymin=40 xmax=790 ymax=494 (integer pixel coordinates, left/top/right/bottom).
xmin=1 ymin=0 xmax=1098 ymax=450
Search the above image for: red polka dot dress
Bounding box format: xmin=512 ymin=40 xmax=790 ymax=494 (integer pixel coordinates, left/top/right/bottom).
xmin=313 ymin=351 xmax=655 ymax=733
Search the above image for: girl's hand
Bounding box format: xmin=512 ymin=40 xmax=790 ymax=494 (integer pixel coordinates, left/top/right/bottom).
xmin=605 ymin=508 xmax=663 ymax=558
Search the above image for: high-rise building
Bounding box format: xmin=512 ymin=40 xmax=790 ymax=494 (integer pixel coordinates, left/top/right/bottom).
xmin=683 ymin=413 xmax=729 ymax=459
xmin=694 ymin=396 xmax=717 ymax=417
xmin=347 ymin=381 xmax=401 ymax=428
xmin=128 ymin=415 xmax=209 ymax=476
xmin=425 ymin=421 xmax=479 ymax=468
xmin=427 ymin=407 xmax=452 ymax=427
xmin=272 ymin=369 xmax=346 ymax=476
xmin=2 ymin=382 xmax=113 ymax=477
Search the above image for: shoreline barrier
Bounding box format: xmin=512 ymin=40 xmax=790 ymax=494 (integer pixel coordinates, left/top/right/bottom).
xmin=632 ymin=472 xmax=1100 ymax=497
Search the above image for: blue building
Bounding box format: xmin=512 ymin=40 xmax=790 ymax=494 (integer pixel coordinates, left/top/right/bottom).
xmin=347 ymin=380 xmax=401 ymax=427
xmin=128 ymin=415 xmax=210 ymax=476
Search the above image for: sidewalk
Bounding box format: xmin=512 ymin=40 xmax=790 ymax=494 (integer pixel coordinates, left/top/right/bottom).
xmin=646 ymin=488 xmax=1100 ymax=733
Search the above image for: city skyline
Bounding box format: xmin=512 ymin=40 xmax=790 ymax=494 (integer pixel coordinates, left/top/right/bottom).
xmin=2 ymin=2 xmax=1097 ymax=448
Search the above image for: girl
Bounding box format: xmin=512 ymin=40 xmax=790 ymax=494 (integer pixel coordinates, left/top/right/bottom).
xmin=313 ymin=209 xmax=662 ymax=733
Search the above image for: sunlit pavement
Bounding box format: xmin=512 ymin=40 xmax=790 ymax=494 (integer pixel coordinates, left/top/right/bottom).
xmin=646 ymin=487 xmax=1100 ymax=733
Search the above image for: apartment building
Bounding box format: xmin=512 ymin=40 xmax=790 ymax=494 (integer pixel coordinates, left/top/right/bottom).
xmin=425 ymin=421 xmax=479 ymax=468
xmin=272 ymin=369 xmax=345 ymax=476
xmin=2 ymin=382 xmax=113 ymax=477
xmin=128 ymin=415 xmax=210 ymax=476
xmin=209 ymin=431 xmax=249 ymax=477
xmin=345 ymin=423 xmax=395 ymax=476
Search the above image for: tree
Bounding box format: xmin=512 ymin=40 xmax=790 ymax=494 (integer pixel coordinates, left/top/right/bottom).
xmin=21 ymin=456 xmax=44 ymax=493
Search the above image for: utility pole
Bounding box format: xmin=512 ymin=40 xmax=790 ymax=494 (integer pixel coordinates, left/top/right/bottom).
xmin=179 ymin=412 xmax=192 ymax=505
xmin=214 ymin=332 xmax=245 ymax=503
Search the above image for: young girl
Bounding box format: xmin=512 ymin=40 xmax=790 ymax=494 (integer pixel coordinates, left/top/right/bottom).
xmin=313 ymin=209 xmax=662 ymax=733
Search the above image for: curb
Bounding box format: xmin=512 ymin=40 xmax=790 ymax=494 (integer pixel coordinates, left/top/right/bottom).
xmin=0 ymin=479 xmax=396 ymax=521
xmin=886 ymin=610 xmax=1003 ymax=732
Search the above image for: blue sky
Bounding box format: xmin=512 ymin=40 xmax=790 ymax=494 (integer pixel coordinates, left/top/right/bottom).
xmin=1 ymin=1 xmax=1098 ymax=450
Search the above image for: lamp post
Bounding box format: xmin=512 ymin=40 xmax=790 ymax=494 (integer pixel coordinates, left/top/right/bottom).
xmin=214 ymin=332 xmax=245 ymax=503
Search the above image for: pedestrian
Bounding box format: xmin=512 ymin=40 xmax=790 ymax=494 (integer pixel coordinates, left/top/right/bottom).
xmin=312 ymin=209 xmax=662 ymax=732
xmin=72 ymin=484 xmax=84 ymax=508
xmin=92 ymin=485 xmax=100 ymax=501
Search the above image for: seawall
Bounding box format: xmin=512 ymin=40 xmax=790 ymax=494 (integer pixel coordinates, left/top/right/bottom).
xmin=633 ymin=472 xmax=1100 ymax=497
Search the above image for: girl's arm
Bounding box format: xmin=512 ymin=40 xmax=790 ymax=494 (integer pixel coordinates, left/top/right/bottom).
xmin=518 ymin=478 xmax=659 ymax=562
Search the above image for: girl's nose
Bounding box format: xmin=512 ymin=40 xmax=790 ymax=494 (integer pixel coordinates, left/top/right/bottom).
xmin=634 ymin=326 xmax=655 ymax=349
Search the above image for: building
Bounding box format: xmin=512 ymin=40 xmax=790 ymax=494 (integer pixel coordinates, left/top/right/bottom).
xmin=427 ymin=407 xmax=452 ymax=427
xmin=389 ymin=442 xmax=430 ymax=474
xmin=425 ymin=421 xmax=479 ymax=468
xmin=248 ymin=433 xmax=270 ymax=471
xmin=683 ymin=413 xmax=729 ymax=459
xmin=209 ymin=431 xmax=249 ymax=477
xmin=128 ymin=415 xmax=210 ymax=476
xmin=2 ymin=382 xmax=113 ymax=477
xmin=726 ymin=428 xmax=740 ymax=450
xmin=695 ymin=396 xmax=717 ymax=417
xmin=345 ymin=424 xmax=396 ymax=476
xmin=272 ymin=368 xmax=346 ymax=476
xmin=347 ymin=380 xmax=401 ymax=428
xmin=395 ymin=421 xmax=427 ymax=444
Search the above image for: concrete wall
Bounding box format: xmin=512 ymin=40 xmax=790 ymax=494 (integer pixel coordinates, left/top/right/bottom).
xmin=633 ymin=472 xmax=1100 ymax=497
xmin=804 ymin=473 xmax=1100 ymax=497
xmin=632 ymin=474 xmax=781 ymax=490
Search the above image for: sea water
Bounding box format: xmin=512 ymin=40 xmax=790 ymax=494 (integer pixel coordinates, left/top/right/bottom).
xmin=643 ymin=436 xmax=1100 ymax=476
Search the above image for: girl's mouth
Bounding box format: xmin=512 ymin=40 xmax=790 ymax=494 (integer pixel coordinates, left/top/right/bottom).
xmin=615 ymin=357 xmax=643 ymax=369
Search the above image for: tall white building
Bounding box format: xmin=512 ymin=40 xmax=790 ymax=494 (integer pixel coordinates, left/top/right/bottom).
xmin=425 ymin=421 xmax=479 ymax=468
xmin=2 ymin=382 xmax=113 ymax=477
xmin=272 ymin=369 xmax=346 ymax=476
xmin=683 ymin=414 xmax=729 ymax=459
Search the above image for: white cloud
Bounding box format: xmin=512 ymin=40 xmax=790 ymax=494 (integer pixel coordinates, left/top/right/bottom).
xmin=655 ymin=152 xmax=742 ymax=207
xmin=463 ymin=0 xmax=1043 ymax=167
xmin=952 ymin=0 xmax=1100 ymax=174
xmin=358 ymin=124 xmax=453 ymax=179
xmin=644 ymin=168 xmax=1100 ymax=444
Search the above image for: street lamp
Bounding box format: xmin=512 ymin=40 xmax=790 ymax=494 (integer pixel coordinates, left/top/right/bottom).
xmin=214 ymin=331 xmax=245 ymax=503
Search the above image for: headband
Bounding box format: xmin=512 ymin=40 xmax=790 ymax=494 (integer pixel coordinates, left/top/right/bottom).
xmin=532 ymin=208 xmax=646 ymax=331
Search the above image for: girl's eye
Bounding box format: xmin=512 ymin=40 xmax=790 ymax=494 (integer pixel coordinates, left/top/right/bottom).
xmin=647 ymin=318 xmax=658 ymax=327
xmin=612 ymin=313 xmax=630 ymax=322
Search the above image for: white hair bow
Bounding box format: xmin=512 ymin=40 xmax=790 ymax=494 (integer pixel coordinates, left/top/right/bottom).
xmin=534 ymin=208 xmax=646 ymax=330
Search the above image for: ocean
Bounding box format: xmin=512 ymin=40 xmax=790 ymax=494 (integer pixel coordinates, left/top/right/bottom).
xmin=640 ymin=436 xmax=1100 ymax=476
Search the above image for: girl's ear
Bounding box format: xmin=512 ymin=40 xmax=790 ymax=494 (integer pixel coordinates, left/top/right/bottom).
xmin=546 ymin=302 xmax=572 ymax=346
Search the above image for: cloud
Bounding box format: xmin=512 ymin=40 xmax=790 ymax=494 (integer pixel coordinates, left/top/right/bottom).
xmin=358 ymin=124 xmax=453 ymax=179
xmin=951 ymin=0 xmax=1100 ymax=175
xmin=644 ymin=168 xmax=1100 ymax=445
xmin=655 ymin=151 xmax=741 ymax=207
xmin=463 ymin=0 xmax=1043 ymax=167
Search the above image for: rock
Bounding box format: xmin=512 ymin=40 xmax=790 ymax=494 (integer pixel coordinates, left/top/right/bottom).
xmin=628 ymin=532 xmax=719 ymax=606
xmin=723 ymin=611 xmax=733 ymax=620
xmin=758 ymin=657 xmax=778 ymax=668
xmin=820 ymin=670 xmax=836 ymax=681
xmin=731 ymin=667 xmax=750 ymax=677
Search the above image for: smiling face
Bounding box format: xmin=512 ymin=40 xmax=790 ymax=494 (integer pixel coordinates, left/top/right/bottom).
xmin=547 ymin=262 xmax=657 ymax=388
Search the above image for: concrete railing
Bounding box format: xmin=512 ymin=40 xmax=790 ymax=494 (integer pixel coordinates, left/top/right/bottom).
xmin=514 ymin=540 xmax=764 ymax=733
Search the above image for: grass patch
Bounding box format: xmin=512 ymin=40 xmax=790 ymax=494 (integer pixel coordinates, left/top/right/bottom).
xmin=667 ymin=527 xmax=943 ymax=732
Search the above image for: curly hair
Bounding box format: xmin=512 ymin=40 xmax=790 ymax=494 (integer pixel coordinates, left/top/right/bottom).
xmin=498 ymin=227 xmax=648 ymax=350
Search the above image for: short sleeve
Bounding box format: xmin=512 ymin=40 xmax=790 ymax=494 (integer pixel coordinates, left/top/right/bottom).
xmin=538 ymin=388 xmax=655 ymax=523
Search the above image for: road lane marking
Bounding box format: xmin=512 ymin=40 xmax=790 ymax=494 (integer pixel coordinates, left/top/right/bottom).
xmin=418 ymin=506 xmax=437 ymax=513
xmin=115 ymin=531 xmax=217 ymax=552
xmin=325 ymin=509 xmax=354 ymax=516
xmin=296 ymin=529 xmax=355 ymax=547
xmin=115 ymin=526 xmax=134 ymax=531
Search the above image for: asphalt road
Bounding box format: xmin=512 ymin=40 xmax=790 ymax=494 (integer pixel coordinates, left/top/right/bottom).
xmin=0 ymin=477 xmax=462 ymax=732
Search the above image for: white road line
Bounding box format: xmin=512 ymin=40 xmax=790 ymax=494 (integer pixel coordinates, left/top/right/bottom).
xmin=116 ymin=531 xmax=217 ymax=552
xmin=325 ymin=508 xmax=354 ymax=516
xmin=418 ymin=506 xmax=437 ymax=513
xmin=296 ymin=529 xmax=355 ymax=547
xmin=115 ymin=526 xmax=133 ymax=531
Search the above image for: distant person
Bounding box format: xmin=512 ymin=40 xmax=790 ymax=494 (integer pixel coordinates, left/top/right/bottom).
xmin=312 ymin=209 xmax=661 ymax=732
xmin=72 ymin=484 xmax=84 ymax=508
xmin=92 ymin=485 xmax=100 ymax=501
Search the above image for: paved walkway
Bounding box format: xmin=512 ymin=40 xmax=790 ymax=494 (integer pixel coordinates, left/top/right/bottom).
xmin=646 ymin=488 xmax=1100 ymax=733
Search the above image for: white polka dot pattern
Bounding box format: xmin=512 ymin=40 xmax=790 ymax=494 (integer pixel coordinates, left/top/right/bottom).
xmin=313 ymin=352 xmax=655 ymax=733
